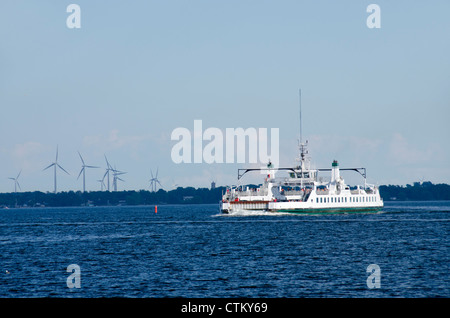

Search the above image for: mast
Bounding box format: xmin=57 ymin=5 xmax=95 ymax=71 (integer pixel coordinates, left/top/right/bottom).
xmin=299 ymin=88 xmax=302 ymax=145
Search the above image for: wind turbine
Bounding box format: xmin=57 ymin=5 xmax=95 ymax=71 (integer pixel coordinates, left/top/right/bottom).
xmin=149 ymin=168 xmax=163 ymax=192
xmin=97 ymin=178 xmax=106 ymax=191
xmin=103 ymin=155 xmax=113 ymax=191
xmin=77 ymin=151 xmax=99 ymax=192
xmin=43 ymin=146 xmax=69 ymax=193
xmin=8 ymin=170 xmax=21 ymax=193
xmin=112 ymin=166 xmax=126 ymax=191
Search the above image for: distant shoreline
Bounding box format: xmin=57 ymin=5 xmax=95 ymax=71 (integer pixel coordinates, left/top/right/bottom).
xmin=1 ymin=182 xmax=449 ymax=208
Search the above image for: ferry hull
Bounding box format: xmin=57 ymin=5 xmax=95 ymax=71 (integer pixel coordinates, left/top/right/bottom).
xmin=270 ymin=206 xmax=382 ymax=214
xmin=220 ymin=201 xmax=383 ymax=214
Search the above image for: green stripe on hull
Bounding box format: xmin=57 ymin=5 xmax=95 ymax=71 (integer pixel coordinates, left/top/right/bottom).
xmin=272 ymin=207 xmax=383 ymax=214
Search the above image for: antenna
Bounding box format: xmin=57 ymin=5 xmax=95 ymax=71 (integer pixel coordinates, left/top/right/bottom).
xmin=299 ymin=88 xmax=302 ymax=145
xmin=296 ymin=90 xmax=309 ymax=172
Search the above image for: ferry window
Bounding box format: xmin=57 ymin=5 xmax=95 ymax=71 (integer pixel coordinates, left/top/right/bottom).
xmin=316 ymin=198 xmax=319 ymax=203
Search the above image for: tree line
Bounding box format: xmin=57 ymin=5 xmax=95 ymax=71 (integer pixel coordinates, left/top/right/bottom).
xmin=0 ymin=182 xmax=449 ymax=208
xmin=0 ymin=187 xmax=226 ymax=208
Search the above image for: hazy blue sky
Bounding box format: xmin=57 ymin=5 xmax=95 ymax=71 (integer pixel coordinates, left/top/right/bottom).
xmin=1 ymin=1 xmax=449 ymax=193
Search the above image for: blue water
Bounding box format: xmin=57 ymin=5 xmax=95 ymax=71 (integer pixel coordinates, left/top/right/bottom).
xmin=0 ymin=201 xmax=449 ymax=298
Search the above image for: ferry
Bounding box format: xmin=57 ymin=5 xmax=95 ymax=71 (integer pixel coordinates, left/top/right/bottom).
xmin=220 ymin=140 xmax=383 ymax=214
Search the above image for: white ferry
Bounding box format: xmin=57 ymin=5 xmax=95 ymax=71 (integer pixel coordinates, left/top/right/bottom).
xmin=220 ymin=141 xmax=383 ymax=214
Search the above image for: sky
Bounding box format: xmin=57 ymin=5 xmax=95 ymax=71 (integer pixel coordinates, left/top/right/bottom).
xmin=0 ymin=1 xmax=449 ymax=193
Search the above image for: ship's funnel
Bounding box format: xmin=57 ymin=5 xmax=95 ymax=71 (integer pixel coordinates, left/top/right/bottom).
xmin=331 ymin=160 xmax=340 ymax=183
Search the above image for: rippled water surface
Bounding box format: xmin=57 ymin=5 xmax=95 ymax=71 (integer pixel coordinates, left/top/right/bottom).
xmin=0 ymin=201 xmax=449 ymax=297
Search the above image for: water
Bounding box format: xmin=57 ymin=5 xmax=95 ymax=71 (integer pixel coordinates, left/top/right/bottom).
xmin=0 ymin=201 xmax=449 ymax=298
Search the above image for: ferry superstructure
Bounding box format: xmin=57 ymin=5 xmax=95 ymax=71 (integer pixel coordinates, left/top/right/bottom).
xmin=220 ymin=141 xmax=383 ymax=214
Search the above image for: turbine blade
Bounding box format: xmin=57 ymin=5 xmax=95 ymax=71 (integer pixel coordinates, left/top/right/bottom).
xmin=104 ymin=155 xmax=112 ymax=169
xmin=17 ymin=170 xmax=22 ymax=179
xmin=78 ymin=151 xmax=85 ymax=165
xmin=85 ymin=165 xmax=99 ymax=169
xmin=43 ymin=163 xmax=55 ymax=171
xmin=77 ymin=168 xmax=84 ymax=180
xmin=17 ymin=181 xmax=21 ymax=190
xmin=57 ymin=164 xmax=70 ymax=175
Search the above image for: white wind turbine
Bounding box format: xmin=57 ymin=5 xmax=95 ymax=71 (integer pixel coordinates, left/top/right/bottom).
xmin=149 ymin=168 xmax=163 ymax=192
xmin=8 ymin=170 xmax=22 ymax=193
xmin=43 ymin=146 xmax=70 ymax=193
xmin=97 ymin=178 xmax=106 ymax=191
xmin=112 ymin=165 xmax=126 ymax=191
xmin=77 ymin=151 xmax=99 ymax=192
xmin=103 ymin=155 xmax=114 ymax=191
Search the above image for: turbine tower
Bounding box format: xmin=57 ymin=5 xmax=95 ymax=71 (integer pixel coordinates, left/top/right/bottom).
xmin=8 ymin=170 xmax=22 ymax=193
xmin=43 ymin=146 xmax=69 ymax=193
xmin=77 ymin=151 xmax=99 ymax=192
xmin=149 ymin=168 xmax=163 ymax=192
